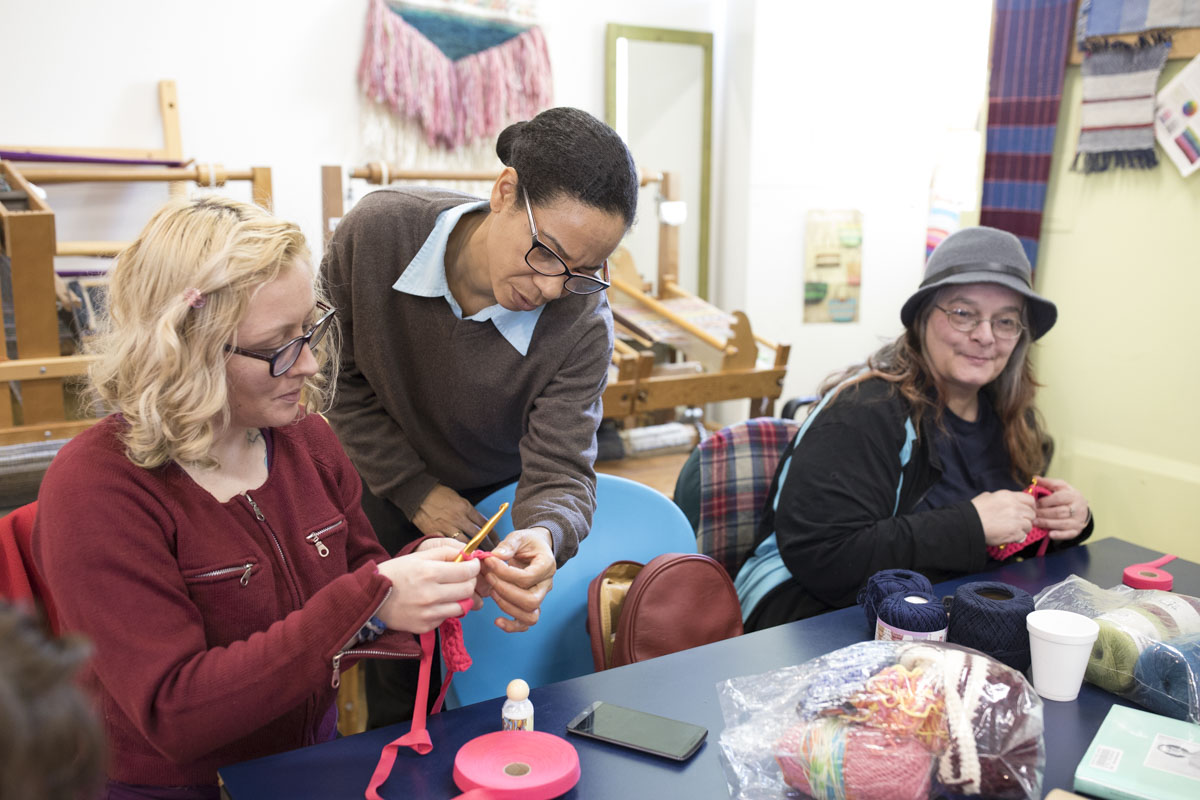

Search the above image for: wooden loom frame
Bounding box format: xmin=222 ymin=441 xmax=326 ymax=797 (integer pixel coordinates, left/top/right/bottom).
xmin=0 ymin=81 xmax=274 ymax=445
xmin=320 ymin=163 xmax=789 ymax=420
xmin=608 ymin=170 xmax=789 ymax=419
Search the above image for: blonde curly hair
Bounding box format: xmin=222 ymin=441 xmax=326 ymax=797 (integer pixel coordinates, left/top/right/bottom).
xmin=88 ymin=196 xmax=336 ymax=469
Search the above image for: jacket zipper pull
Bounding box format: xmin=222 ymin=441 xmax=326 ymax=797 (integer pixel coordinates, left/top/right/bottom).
xmin=243 ymin=492 xmax=265 ymax=521
xmin=306 ymin=533 xmax=330 ymax=558
xmin=331 ymin=652 xmax=344 ymax=689
xmin=240 ymin=563 xmax=253 ymax=586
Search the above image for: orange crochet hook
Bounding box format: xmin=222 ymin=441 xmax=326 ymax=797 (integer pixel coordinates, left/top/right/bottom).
xmin=453 ymin=502 xmax=509 ymax=563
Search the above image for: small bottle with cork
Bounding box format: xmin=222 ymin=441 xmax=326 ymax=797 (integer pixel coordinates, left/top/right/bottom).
xmin=501 ymin=678 xmax=534 ymax=731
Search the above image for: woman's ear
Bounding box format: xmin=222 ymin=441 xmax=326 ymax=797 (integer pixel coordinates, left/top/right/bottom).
xmin=490 ymin=166 xmax=520 ymax=214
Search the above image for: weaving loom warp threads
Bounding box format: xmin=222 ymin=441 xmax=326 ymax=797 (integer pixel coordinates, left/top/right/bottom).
xmin=859 ymin=569 xmax=934 ymax=629
xmin=875 ymin=591 xmax=949 ymax=641
xmin=946 ymin=582 xmax=1035 ymax=671
xmin=1131 ymin=634 xmax=1200 ymax=722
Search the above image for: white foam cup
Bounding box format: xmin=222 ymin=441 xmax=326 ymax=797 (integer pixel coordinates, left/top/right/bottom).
xmin=1025 ymin=609 xmax=1100 ymax=701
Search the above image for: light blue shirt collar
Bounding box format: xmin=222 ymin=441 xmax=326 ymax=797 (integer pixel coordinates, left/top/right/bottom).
xmin=392 ymin=200 xmax=543 ymax=356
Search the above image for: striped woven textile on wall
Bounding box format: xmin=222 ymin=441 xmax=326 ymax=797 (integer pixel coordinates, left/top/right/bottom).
xmin=1073 ymin=0 xmax=1200 ymax=172
xmin=979 ymin=0 xmax=1076 ymax=271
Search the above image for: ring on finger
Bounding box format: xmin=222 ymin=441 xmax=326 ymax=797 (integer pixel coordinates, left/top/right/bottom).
xmin=1067 ymin=505 xmax=1073 ymax=517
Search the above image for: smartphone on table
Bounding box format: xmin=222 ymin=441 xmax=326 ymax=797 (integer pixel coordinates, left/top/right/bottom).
xmin=565 ymin=701 xmax=707 ymax=761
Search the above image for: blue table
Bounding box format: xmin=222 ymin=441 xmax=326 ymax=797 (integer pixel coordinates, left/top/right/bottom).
xmin=218 ymin=538 xmax=1197 ymax=799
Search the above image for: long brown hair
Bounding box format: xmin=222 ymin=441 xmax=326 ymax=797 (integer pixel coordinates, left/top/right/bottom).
xmin=820 ymin=291 xmax=1049 ymax=482
xmin=0 ymin=603 xmax=105 ymax=800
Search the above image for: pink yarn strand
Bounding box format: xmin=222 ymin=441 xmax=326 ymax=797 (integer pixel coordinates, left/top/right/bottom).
xmin=358 ymin=0 xmax=554 ymax=149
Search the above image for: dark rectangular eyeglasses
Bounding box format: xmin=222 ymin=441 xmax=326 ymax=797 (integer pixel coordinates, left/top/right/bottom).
xmin=522 ymin=189 xmax=611 ymax=295
xmin=225 ymin=303 xmax=336 ymax=377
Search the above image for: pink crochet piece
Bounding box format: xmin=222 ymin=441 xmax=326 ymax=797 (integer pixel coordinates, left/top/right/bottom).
xmin=987 ymin=483 xmax=1053 ymax=561
xmin=366 ymin=550 xmax=493 ymax=799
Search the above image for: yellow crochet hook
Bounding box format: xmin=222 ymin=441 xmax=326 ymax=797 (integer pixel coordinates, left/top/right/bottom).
xmin=453 ymin=502 xmax=509 ymax=563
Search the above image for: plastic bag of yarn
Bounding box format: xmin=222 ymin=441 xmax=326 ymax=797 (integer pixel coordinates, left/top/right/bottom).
xmin=715 ymin=640 xmax=1045 ymax=800
xmin=1034 ymin=575 xmax=1200 ymax=720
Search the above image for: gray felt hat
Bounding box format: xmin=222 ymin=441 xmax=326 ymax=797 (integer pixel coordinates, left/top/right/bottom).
xmin=900 ymin=226 xmax=1057 ymax=340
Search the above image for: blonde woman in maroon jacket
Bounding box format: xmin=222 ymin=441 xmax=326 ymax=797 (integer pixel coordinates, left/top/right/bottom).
xmin=33 ymin=196 xmax=481 ymax=799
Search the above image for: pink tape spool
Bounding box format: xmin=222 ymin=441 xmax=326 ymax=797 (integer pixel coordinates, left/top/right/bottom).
xmin=1123 ymin=554 xmax=1177 ymax=590
xmin=453 ymin=731 xmax=580 ymax=800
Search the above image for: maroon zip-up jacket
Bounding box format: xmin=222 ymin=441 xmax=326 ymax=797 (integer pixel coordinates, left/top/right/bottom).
xmin=33 ymin=413 xmax=421 ymax=787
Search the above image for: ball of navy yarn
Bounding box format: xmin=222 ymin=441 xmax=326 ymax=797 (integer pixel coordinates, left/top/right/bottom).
xmin=876 ymin=591 xmax=949 ymax=634
xmin=1131 ymin=634 xmax=1200 ymax=722
xmin=946 ymin=581 xmax=1035 ymax=671
xmin=859 ymin=569 xmax=934 ymax=629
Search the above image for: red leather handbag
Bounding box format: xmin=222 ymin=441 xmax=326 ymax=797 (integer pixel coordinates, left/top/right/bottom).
xmin=586 ymin=552 xmax=744 ymax=671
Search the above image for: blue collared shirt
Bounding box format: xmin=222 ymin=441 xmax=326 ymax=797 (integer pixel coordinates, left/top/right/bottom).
xmin=391 ymin=200 xmax=543 ymax=356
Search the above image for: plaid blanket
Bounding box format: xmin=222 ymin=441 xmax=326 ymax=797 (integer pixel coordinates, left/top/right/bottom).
xmin=697 ymin=417 xmax=799 ymax=578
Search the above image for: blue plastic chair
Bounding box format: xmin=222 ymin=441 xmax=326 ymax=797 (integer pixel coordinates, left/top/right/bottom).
xmin=444 ymin=473 xmax=697 ymax=708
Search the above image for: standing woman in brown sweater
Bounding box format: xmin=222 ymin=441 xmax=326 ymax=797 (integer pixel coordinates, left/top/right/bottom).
xmin=322 ymin=106 xmax=638 ymax=726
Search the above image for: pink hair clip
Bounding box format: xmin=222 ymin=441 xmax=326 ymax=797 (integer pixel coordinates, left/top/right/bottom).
xmin=183 ymin=288 xmax=206 ymax=309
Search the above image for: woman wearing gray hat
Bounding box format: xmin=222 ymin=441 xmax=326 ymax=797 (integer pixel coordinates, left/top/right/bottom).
xmin=735 ymin=226 xmax=1093 ymax=631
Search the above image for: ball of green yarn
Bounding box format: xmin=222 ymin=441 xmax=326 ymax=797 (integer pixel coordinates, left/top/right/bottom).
xmin=1087 ymin=621 xmax=1142 ymax=692
xmin=1087 ymin=607 xmax=1168 ymax=694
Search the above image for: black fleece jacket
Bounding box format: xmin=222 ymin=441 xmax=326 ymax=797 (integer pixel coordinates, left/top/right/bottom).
xmin=751 ymin=378 xmax=1092 ymax=622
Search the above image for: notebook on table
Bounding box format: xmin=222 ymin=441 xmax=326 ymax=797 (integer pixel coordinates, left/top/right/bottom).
xmin=1074 ymin=705 xmax=1200 ymax=800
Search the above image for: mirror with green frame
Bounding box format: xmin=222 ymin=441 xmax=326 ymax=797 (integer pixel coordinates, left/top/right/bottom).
xmin=605 ymin=24 xmax=713 ymax=299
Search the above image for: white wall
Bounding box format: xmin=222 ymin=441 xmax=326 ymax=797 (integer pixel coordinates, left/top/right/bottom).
xmin=4 ymin=0 xmax=992 ymax=419
xmin=1 ymin=0 xmax=721 ymax=266
xmin=729 ymin=0 xmax=994 ymax=407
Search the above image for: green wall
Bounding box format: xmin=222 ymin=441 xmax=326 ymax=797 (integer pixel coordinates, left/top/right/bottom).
xmin=1035 ymin=61 xmax=1200 ymax=562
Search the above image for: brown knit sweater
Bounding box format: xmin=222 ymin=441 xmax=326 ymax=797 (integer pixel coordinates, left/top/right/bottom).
xmin=321 ymin=187 xmax=614 ymax=563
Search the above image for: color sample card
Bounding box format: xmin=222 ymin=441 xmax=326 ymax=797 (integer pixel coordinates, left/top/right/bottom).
xmin=1155 ymin=54 xmax=1200 ymax=177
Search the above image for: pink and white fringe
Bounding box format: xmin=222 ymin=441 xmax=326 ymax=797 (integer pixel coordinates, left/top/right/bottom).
xmin=358 ymin=0 xmax=554 ymax=150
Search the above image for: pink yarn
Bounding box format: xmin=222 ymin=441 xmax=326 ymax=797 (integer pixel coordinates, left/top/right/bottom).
xmin=843 ymin=727 xmax=933 ymax=800
xmin=358 ymin=0 xmax=554 ymax=149
xmin=776 ymin=720 xmax=934 ymax=800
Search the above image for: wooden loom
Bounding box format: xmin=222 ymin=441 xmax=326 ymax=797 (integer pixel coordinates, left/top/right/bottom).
xmin=606 ymin=170 xmax=789 ymax=420
xmin=0 ymin=80 xmax=274 ymax=446
xmin=321 ymin=164 xmax=789 ymax=421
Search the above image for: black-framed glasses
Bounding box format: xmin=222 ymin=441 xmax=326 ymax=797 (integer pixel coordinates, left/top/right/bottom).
xmin=934 ymin=305 xmax=1025 ymax=340
xmin=225 ymin=303 xmax=336 ymax=377
xmin=522 ymin=189 xmax=610 ymax=295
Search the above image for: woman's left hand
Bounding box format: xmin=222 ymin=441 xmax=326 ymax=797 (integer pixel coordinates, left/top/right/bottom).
xmin=1032 ymin=476 xmax=1090 ymax=541
xmin=480 ymin=527 xmax=556 ymax=633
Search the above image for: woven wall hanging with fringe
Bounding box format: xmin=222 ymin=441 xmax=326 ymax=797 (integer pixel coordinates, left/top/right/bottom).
xmin=358 ymin=0 xmax=553 ymax=151
xmin=1074 ymin=0 xmax=1200 ymax=173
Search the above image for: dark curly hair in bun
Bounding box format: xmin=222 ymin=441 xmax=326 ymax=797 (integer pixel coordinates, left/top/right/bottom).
xmin=496 ymin=107 xmax=638 ymax=228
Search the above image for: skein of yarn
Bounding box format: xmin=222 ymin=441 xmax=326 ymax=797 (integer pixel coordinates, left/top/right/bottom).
xmin=875 ymin=591 xmax=949 ymax=641
xmin=947 ymin=582 xmax=1036 ymax=671
xmin=1087 ymin=620 xmax=1152 ymax=693
xmin=859 ymin=569 xmax=934 ymax=629
xmin=776 ymin=718 xmax=934 ymax=800
xmin=1131 ymin=634 xmax=1200 ymax=722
